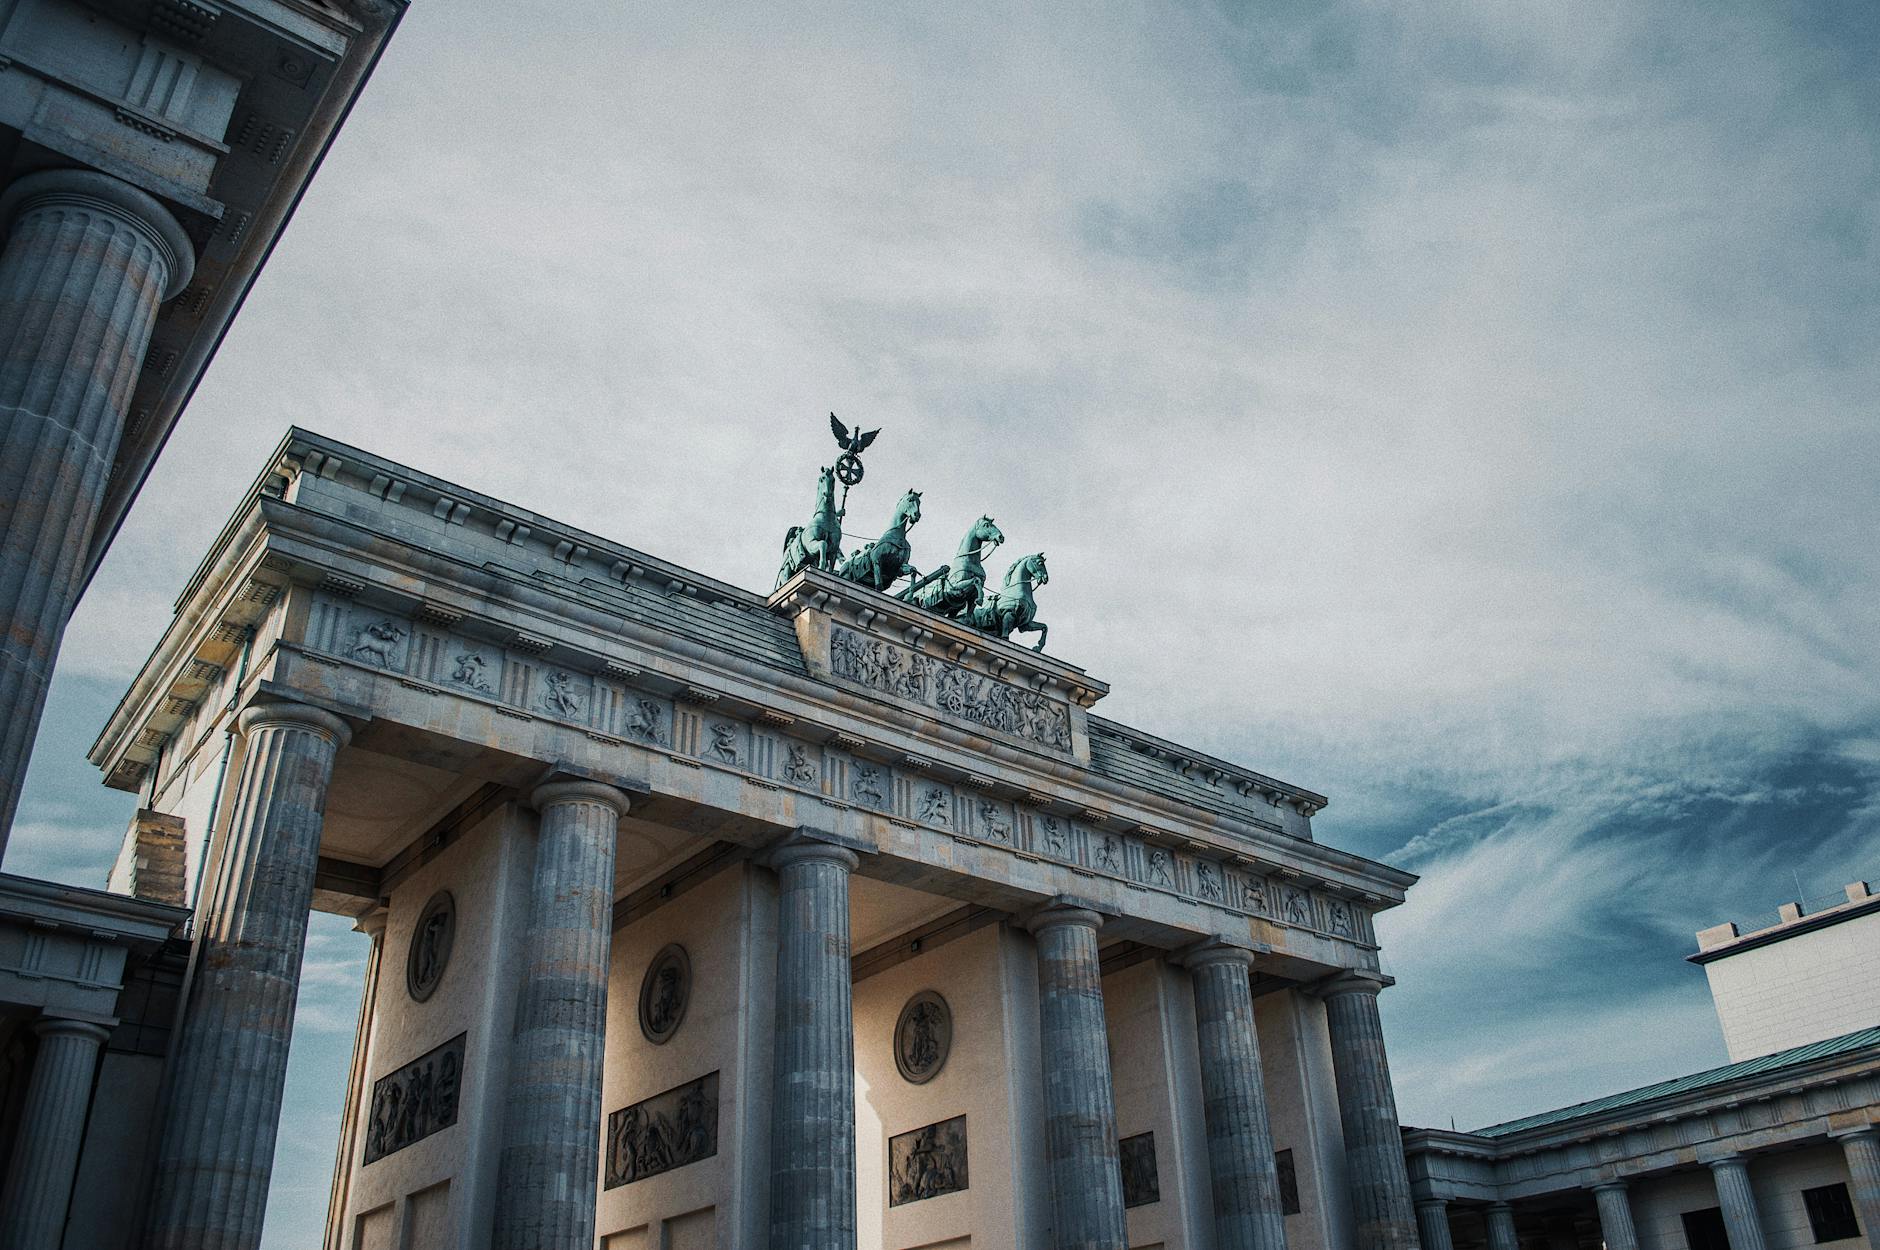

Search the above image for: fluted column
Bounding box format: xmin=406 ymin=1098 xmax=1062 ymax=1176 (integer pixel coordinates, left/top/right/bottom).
xmin=0 ymin=1016 xmax=113 ymax=1250
xmin=767 ymin=834 xmax=860 ymax=1250
xmin=145 ymin=700 xmax=350 ymax=1250
xmin=1321 ymin=972 xmax=1420 ymax=1250
xmin=1027 ymin=902 xmax=1126 ymax=1250
xmin=1182 ymin=941 xmax=1286 ymax=1250
xmin=322 ymin=907 xmax=387 ymax=1250
xmin=1593 ymin=1182 xmax=1639 ymax=1250
xmin=1709 ymin=1156 xmax=1768 ymax=1250
xmin=1416 ymin=1200 xmax=1455 ymax=1250
xmin=1833 ymin=1128 xmax=1880 ymax=1250
xmin=1485 ymin=1202 xmax=1520 ymax=1250
xmin=0 ymin=169 xmax=194 ymax=854
xmin=492 ymin=779 xmax=631 ymax=1250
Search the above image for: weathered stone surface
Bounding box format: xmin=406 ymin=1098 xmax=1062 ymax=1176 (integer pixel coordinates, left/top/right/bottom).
xmin=1323 ymin=972 xmax=1421 ymax=1250
xmin=1183 ymin=942 xmax=1287 ymax=1250
xmin=1835 ymin=1129 xmax=1880 ymax=1250
xmin=768 ymin=835 xmax=860 ymax=1250
xmin=0 ymin=1017 xmax=113 ymax=1250
xmin=144 ymin=700 xmax=349 ymax=1250
xmin=0 ymin=169 xmax=192 ymax=859
xmin=491 ymin=780 xmax=631 ymax=1250
xmin=1708 ymin=1156 xmax=1769 ymax=1250
xmin=1593 ymin=1182 xmax=1639 ymax=1250
xmin=1416 ymin=1199 xmax=1456 ymax=1250
xmin=1484 ymin=1202 xmax=1519 ymax=1250
xmin=1027 ymin=902 xmax=1127 ymax=1250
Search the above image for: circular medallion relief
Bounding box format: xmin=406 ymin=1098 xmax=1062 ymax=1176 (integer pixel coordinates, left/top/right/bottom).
xmin=894 ymin=990 xmax=952 ymax=1085
xmin=405 ymin=890 xmax=456 ymax=1003
xmin=638 ymin=943 xmax=692 ymax=1044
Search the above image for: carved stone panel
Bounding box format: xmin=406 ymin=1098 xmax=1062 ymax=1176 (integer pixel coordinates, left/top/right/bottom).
xmin=1120 ymin=1131 xmax=1159 ymax=1208
xmin=638 ymin=943 xmax=691 ymax=1044
xmin=893 ymin=990 xmax=952 ymax=1085
xmin=405 ymin=890 xmax=455 ymax=1003
xmin=889 ymin=1114 xmax=968 ymax=1206
xmin=363 ymin=1033 xmax=465 ymax=1164
xmin=828 ymin=626 xmax=1073 ymax=753
xmin=604 ymin=1071 xmax=719 ymax=1189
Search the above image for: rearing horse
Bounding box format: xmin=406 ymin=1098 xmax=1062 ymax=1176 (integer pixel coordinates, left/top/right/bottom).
xmin=838 ymin=488 xmax=922 ymax=591
xmin=776 ymin=466 xmax=843 ymax=588
xmin=969 ymin=552 xmax=1049 ymax=652
xmin=903 ymin=515 xmax=1003 ymax=619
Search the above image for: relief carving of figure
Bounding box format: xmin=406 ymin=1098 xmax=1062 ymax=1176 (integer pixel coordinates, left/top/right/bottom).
xmin=1147 ymin=848 xmax=1172 ymax=887
xmin=783 ymin=743 xmax=818 ymax=786
xmin=1197 ymin=862 xmax=1222 ymax=901
xmin=350 ymin=619 xmax=406 ymax=667
xmin=541 ymin=670 xmax=583 ymax=717
xmin=917 ymin=786 xmax=951 ymax=826
xmin=707 ymin=722 xmax=743 ymax=766
xmin=1040 ymin=815 xmax=1067 ymax=856
xmin=1284 ymin=888 xmax=1311 ymax=926
xmin=625 ymin=698 xmax=665 ymax=744
xmin=1243 ymin=877 xmax=1268 ymax=914
xmin=978 ymin=802 xmax=1011 ymax=843
xmin=606 ymin=1073 xmax=719 ymax=1189
xmin=1329 ymin=901 xmax=1354 ymax=937
xmin=364 ymin=1037 xmax=464 ymax=1163
xmin=449 ymin=651 xmax=492 ymax=692
xmin=852 ymin=764 xmax=886 ymax=807
xmin=1097 ymin=835 xmax=1121 ymax=873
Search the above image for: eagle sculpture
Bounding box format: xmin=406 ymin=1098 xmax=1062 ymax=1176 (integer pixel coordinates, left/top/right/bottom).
xmin=830 ymin=413 xmax=879 ymax=455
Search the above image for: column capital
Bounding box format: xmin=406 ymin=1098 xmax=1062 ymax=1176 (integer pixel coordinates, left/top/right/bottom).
xmin=530 ymin=778 xmax=632 ymax=818
xmin=31 ymin=1016 xmax=113 ymax=1045
xmin=238 ymin=699 xmax=352 ymax=749
xmin=1312 ymin=968 xmax=1392 ymax=1000
xmin=1417 ymin=1197 xmax=1450 ymax=1211
xmin=1829 ymin=1124 xmax=1878 ymax=1142
xmin=1179 ymin=936 xmax=1257 ymax=971
xmin=0 ymin=167 xmax=195 ymax=297
xmin=1023 ymin=897 xmax=1104 ymax=936
xmin=1486 ymin=1201 xmax=1515 ymax=1214
xmin=353 ymin=905 xmax=389 ymax=940
xmin=763 ymin=830 xmax=861 ymax=873
xmin=1706 ymin=1153 xmax=1749 ymax=1170
xmin=1593 ymin=1180 xmax=1630 ymax=1193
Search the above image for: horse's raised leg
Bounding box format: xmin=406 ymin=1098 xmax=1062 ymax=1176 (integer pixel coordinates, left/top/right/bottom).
xmin=1019 ymin=621 xmax=1047 ymax=652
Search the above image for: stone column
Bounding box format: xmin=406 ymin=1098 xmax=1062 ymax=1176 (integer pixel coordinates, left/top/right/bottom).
xmin=1485 ymin=1201 xmax=1520 ymax=1250
xmin=767 ymin=835 xmax=860 ymax=1250
xmin=1321 ymin=972 xmax=1420 ymax=1250
xmin=1593 ymin=1182 xmax=1639 ymax=1250
xmin=1416 ymin=1200 xmax=1456 ymax=1250
xmin=1181 ymin=941 xmax=1286 ymax=1250
xmin=1026 ymin=902 xmax=1127 ymax=1250
xmin=0 ymin=1016 xmax=113 ymax=1250
xmin=1833 ymin=1128 xmax=1880 ymax=1250
xmin=1708 ymin=1156 xmax=1769 ymax=1250
xmin=0 ymin=168 xmax=194 ymax=854
xmin=323 ymin=906 xmax=387 ymax=1250
xmin=492 ymin=780 xmax=631 ymax=1250
xmin=145 ymin=700 xmax=350 ymax=1250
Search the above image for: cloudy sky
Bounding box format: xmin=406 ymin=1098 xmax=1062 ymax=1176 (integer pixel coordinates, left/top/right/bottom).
xmin=7 ymin=1 xmax=1879 ymax=1243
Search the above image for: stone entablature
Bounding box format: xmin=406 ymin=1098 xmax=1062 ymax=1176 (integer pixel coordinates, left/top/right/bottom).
xmin=1404 ymin=1037 xmax=1880 ymax=1203
xmin=90 ymin=430 xmax=1412 ymax=963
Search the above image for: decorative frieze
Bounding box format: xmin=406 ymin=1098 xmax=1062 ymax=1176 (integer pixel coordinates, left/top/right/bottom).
xmin=889 ymin=1115 xmax=968 ymax=1206
xmin=363 ymin=1034 xmax=465 ymax=1164
xmin=829 ymin=626 xmax=1073 ymax=753
xmin=604 ymin=1072 xmax=720 ymax=1188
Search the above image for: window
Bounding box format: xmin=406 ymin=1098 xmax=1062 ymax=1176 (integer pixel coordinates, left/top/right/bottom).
xmin=1803 ymin=1184 xmax=1861 ymax=1243
xmin=1682 ymin=1206 xmax=1730 ymax=1250
xmin=1276 ymin=1148 xmax=1301 ymax=1215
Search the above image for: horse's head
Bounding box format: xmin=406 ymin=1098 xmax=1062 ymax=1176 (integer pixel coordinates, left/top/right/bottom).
xmin=895 ymin=489 xmax=923 ymax=528
xmin=1006 ymin=552 xmax=1047 ymax=587
xmin=815 ymin=465 xmax=835 ymax=502
xmin=970 ymin=515 xmax=1005 ymax=550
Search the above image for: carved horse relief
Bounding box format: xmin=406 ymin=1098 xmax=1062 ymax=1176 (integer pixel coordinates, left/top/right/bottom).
xmin=776 ymin=465 xmax=844 ymax=588
xmin=839 ymin=488 xmax=922 ymax=591
xmin=901 ymin=515 xmax=1003 ymax=620
xmin=968 ymin=552 xmax=1049 ymax=651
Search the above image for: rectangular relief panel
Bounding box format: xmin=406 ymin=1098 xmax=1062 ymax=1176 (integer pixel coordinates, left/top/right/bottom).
xmin=889 ymin=1114 xmax=969 ymax=1207
xmin=1120 ymin=1131 xmax=1160 ymax=1209
xmin=363 ymin=1033 xmax=466 ymax=1164
xmin=604 ymin=1070 xmax=720 ymax=1189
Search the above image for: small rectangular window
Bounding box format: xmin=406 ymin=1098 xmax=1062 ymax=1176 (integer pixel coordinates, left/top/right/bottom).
xmin=1803 ymin=1184 xmax=1861 ymax=1243
xmin=1682 ymin=1206 xmax=1730 ymax=1250
xmin=1276 ymin=1148 xmax=1301 ymax=1216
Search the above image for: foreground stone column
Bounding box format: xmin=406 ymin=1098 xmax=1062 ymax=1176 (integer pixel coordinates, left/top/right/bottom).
xmin=1593 ymin=1181 xmax=1639 ymax=1250
xmin=1182 ymin=941 xmax=1287 ymax=1250
xmin=1709 ymin=1156 xmax=1768 ymax=1250
xmin=323 ymin=907 xmax=387 ymax=1250
xmin=0 ymin=1016 xmax=112 ymax=1250
xmin=768 ymin=835 xmax=860 ymax=1250
xmin=1833 ymin=1128 xmax=1880 ymax=1250
xmin=1485 ymin=1201 xmax=1520 ymax=1250
xmin=1321 ymin=972 xmax=1420 ymax=1250
xmin=492 ymin=780 xmax=631 ymax=1250
xmin=1027 ymin=902 xmax=1126 ymax=1250
xmin=145 ymin=700 xmax=349 ymax=1250
xmin=1416 ymin=1200 xmax=1455 ymax=1250
xmin=0 ymin=169 xmax=194 ymax=854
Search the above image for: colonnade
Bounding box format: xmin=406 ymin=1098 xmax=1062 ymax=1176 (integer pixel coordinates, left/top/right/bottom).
xmin=0 ymin=692 xmax=1423 ymax=1250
